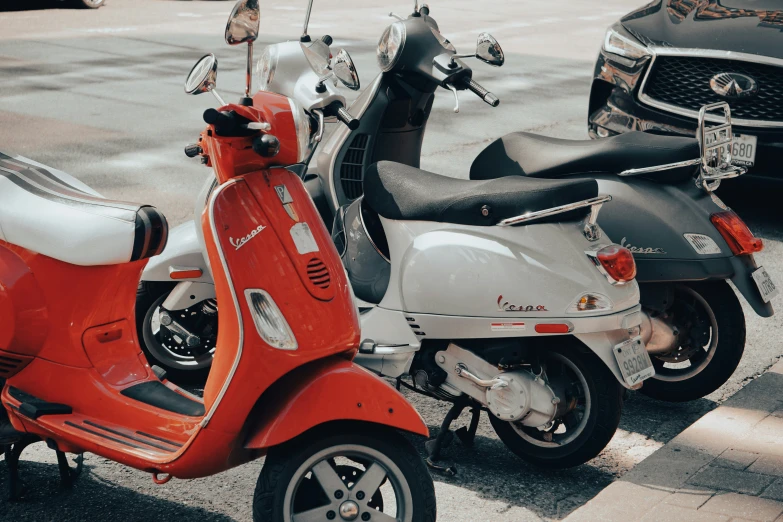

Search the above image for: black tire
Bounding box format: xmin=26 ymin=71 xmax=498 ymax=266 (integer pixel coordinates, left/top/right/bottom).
xmin=253 ymin=424 xmax=437 ymax=522
xmin=135 ymin=281 xmax=212 ymax=384
xmin=641 ymin=281 xmax=745 ymax=402
xmin=489 ymin=344 xmax=623 ymax=469
xmin=70 ymin=0 xmax=106 ymax=8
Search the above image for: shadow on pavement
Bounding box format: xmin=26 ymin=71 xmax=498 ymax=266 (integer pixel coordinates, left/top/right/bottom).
xmin=0 ymin=456 xmax=236 ymax=521
xmin=0 ymin=1 xmax=64 ymax=12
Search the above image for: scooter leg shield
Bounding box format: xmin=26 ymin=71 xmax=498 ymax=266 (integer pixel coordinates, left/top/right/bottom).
xmin=575 ymin=330 xmax=631 ymax=389
xmin=244 ymin=357 xmax=429 ymax=450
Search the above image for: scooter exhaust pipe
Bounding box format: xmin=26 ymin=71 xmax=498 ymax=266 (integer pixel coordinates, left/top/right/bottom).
xmin=640 ymin=311 xmax=679 ymax=355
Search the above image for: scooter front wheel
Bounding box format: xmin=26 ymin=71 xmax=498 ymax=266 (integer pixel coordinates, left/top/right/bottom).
xmin=253 ymin=424 xmax=437 ymax=522
xmin=489 ymin=345 xmax=623 ymax=469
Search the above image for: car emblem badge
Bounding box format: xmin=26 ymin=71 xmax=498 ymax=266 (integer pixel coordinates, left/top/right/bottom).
xmin=709 ymin=72 xmax=758 ymax=99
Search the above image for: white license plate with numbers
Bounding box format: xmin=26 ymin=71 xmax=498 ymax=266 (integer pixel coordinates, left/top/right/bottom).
xmin=731 ymin=134 xmax=757 ymax=167
xmin=752 ymin=266 xmax=779 ymax=304
xmin=613 ymin=337 xmax=655 ymax=386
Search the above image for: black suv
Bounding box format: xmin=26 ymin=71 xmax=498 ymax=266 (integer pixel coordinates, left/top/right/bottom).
xmin=589 ymin=0 xmax=783 ymax=181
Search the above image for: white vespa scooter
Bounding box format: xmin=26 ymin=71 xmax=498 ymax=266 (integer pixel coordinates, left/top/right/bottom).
xmin=140 ymin=5 xmax=654 ymax=470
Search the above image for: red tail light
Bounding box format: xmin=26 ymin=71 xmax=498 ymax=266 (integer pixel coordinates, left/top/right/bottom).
xmin=595 ymin=245 xmax=637 ymax=284
xmin=710 ymin=211 xmax=763 ymax=256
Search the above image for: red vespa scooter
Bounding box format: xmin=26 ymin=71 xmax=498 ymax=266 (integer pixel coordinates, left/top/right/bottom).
xmin=0 ymin=2 xmax=437 ymax=520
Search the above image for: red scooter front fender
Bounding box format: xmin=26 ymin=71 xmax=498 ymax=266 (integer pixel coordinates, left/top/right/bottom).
xmin=244 ymin=357 xmax=429 ymax=449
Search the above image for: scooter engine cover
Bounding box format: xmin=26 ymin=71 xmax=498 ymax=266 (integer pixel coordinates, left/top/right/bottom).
xmin=487 ymin=371 xmax=557 ymax=427
xmin=339 ymin=198 xmax=391 ymax=304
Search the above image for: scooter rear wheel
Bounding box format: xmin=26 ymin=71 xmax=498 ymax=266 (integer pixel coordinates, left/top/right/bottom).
xmin=253 ymin=424 xmax=437 ymax=522
xmin=489 ymin=344 xmax=623 ymax=469
xmin=640 ymin=281 xmax=745 ymax=402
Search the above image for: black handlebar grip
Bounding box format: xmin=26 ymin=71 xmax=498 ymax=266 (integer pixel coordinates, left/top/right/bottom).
xmin=461 ymin=78 xmax=500 ymax=107
xmin=184 ymin=143 xmax=202 ymax=158
xmin=336 ymin=107 xmax=360 ymax=131
xmin=321 ymin=35 xmax=333 ymax=46
xmin=203 ymin=108 xmax=234 ymax=127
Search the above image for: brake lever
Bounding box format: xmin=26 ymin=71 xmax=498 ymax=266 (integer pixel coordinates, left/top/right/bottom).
xmin=312 ymin=109 xmax=325 ymax=143
xmin=446 ymin=84 xmax=460 ymax=114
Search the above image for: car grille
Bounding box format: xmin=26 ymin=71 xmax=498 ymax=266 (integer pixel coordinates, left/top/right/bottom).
xmin=641 ymin=56 xmax=783 ymax=124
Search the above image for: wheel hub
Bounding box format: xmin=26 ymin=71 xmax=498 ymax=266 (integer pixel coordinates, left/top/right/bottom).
xmin=339 ymin=500 xmax=360 ymax=520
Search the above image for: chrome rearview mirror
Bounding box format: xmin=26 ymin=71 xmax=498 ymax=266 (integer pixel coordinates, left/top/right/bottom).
xmin=185 ymin=54 xmax=226 ymax=106
xmin=451 ymin=32 xmax=505 ymax=67
xmin=225 ymin=0 xmax=261 ymax=100
xmin=225 ymin=0 xmax=260 ymax=45
xmin=476 ymin=33 xmax=504 ymax=67
xmin=332 ymin=49 xmax=360 ymax=91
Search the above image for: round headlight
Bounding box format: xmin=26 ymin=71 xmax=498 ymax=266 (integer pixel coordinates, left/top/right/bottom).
xmin=377 ymin=22 xmax=406 ymax=72
xmin=256 ymin=45 xmax=278 ymax=92
xmin=288 ymin=98 xmax=314 ymax=164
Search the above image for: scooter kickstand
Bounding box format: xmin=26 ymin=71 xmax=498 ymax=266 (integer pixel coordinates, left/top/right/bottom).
xmin=455 ymin=407 xmax=481 ymax=448
xmin=56 ymin=450 xmax=84 ymax=489
xmin=5 ymin=435 xmax=39 ymax=501
xmin=425 ymin=401 xmax=466 ymax=476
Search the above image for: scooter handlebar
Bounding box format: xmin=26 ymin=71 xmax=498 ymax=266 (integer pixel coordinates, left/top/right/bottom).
xmin=336 ymin=106 xmax=360 ymax=131
xmin=459 ymin=77 xmax=500 ymax=108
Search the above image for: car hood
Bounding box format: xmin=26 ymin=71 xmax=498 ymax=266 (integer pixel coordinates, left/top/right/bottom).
xmin=621 ymin=0 xmax=783 ymax=60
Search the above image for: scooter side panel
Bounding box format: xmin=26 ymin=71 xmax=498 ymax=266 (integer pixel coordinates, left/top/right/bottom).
xmin=591 ymin=176 xmax=732 ymax=267
xmin=380 ymin=218 xmax=640 ymax=319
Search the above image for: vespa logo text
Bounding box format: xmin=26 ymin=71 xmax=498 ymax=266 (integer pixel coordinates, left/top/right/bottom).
xmin=497 ymin=295 xmax=548 ymax=313
xmin=230 ymin=225 xmax=266 ymax=251
xmin=621 ymin=237 xmax=667 ymax=255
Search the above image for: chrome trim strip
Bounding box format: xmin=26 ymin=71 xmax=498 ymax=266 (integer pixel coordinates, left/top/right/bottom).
xmin=201 ymin=179 xmax=244 ymax=427
xmin=497 ymin=196 xmax=612 ymax=227
xmin=619 ymin=158 xmax=700 ymax=177
xmin=638 ymin=47 xmax=783 ymax=129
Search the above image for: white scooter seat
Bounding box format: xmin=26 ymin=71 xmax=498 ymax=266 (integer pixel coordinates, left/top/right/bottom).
xmin=0 ymin=152 xmax=168 ymax=266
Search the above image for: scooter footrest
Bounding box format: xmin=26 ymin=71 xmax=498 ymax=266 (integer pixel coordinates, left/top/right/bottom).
xmin=8 ymin=387 xmax=72 ymax=420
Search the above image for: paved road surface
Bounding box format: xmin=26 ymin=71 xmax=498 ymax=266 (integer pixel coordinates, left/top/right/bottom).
xmin=0 ymin=1 xmax=780 ymax=520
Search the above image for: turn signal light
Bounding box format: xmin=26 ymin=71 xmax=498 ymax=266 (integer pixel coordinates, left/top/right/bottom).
xmin=710 ymin=211 xmax=763 ymax=256
xmin=596 ymin=245 xmax=637 ymax=284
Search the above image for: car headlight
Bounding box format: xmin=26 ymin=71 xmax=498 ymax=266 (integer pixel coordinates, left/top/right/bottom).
xmin=256 ymin=44 xmax=278 ymax=92
xmin=377 ymin=22 xmax=406 ymax=72
xmin=288 ymin=97 xmax=314 ymax=163
xmin=603 ymin=23 xmax=650 ymax=61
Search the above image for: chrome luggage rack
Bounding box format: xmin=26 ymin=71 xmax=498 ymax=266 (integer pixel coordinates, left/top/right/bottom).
xmin=618 ymin=101 xmax=746 ymax=192
xmin=497 ymin=195 xmax=612 ymax=241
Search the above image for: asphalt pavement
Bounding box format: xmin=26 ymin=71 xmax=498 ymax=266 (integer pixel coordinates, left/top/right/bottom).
xmin=0 ymin=1 xmax=781 ymax=520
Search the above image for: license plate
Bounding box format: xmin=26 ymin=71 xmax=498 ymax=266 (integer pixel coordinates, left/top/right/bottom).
xmin=752 ymin=266 xmax=779 ymax=304
xmin=731 ymin=134 xmax=757 ymax=167
xmin=613 ymin=337 xmax=655 ymax=386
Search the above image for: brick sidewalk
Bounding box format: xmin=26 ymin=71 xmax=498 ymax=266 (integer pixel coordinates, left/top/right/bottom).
xmin=566 ymin=361 xmax=783 ymax=522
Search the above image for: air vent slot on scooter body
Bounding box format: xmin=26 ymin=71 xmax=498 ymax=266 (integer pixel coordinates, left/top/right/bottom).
xmin=307 ymin=258 xmax=331 ymax=289
xmin=406 ymin=316 xmax=425 ymax=337
xmin=340 ymin=134 xmax=369 ymax=201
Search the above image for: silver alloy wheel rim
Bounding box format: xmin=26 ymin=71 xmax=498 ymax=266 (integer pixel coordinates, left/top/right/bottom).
xmin=510 ymin=352 xmax=592 ymax=449
xmin=83 ymin=0 xmax=105 ymax=6
xmin=652 ymin=285 xmax=719 ymax=382
xmin=283 ymin=443 xmax=413 ymax=522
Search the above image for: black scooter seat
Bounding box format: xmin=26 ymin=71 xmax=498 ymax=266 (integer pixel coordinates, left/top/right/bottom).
xmin=469 ymin=131 xmax=700 ymax=183
xmin=364 ymin=161 xmax=598 ymax=227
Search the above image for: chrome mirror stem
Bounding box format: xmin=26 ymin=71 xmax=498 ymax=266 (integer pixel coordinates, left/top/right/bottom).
xmin=302 ymin=0 xmax=314 ymax=39
xmin=389 ymin=12 xmax=405 ymax=21
xmin=210 ymin=89 xmax=227 ymax=106
xmin=245 ymin=42 xmax=254 ymax=98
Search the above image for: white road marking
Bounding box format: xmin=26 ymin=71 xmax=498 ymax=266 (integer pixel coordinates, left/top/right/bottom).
xmin=83 ymin=27 xmax=138 ymax=34
xmin=177 ymin=13 xmax=203 ymax=18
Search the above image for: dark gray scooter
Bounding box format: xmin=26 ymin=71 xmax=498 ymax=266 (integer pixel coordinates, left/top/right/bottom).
xmin=310 ymin=6 xmax=776 ymax=402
